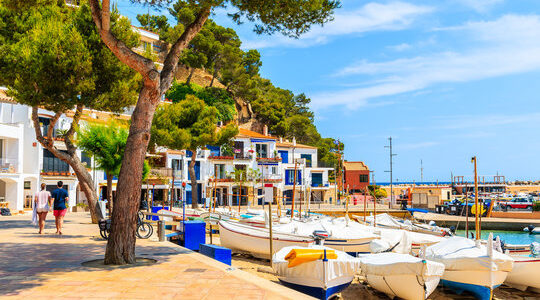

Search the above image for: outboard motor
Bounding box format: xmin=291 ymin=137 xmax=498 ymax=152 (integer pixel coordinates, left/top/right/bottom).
xmin=429 ymin=220 xmax=436 ymax=227
xmin=528 ymin=224 xmax=536 ymax=233
xmin=311 ymin=230 xmax=330 ymax=245
xmin=449 ymin=226 xmax=456 ymax=235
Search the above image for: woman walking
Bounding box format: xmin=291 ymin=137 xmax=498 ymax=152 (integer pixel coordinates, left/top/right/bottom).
xmin=35 ymin=183 xmax=52 ymax=234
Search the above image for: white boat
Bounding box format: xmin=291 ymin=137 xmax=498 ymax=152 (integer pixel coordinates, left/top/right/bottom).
xmin=275 ymin=217 xmax=379 ymax=254
xmin=218 ymin=219 xmax=313 ymax=259
xmin=358 ymin=252 xmax=445 ymax=300
xmin=354 ymin=213 xmax=452 ymax=237
xmin=272 ymin=245 xmax=360 ymax=299
xmin=504 ymin=242 xmax=540 ymax=293
xmin=425 ymin=235 xmax=514 ymax=300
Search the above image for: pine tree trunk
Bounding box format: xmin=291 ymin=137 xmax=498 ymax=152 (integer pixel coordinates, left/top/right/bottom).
xmin=209 ymin=73 xmax=215 ymax=87
xmin=104 ymin=85 xmax=160 ymax=265
xmin=186 ymin=67 xmax=195 ymax=85
xmin=189 ymin=153 xmax=199 ymax=209
xmin=106 ymin=171 xmax=113 ymax=215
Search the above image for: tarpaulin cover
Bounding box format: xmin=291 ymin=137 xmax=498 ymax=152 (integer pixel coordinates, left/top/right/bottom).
xmin=273 ymin=246 xmax=360 ymax=288
xmin=425 ymin=237 xmax=514 ymax=272
xmin=358 ymin=252 xmax=445 ymax=277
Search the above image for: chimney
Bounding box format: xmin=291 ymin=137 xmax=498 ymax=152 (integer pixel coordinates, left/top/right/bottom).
xmin=292 ymin=137 xmax=296 ymax=146
xmin=279 ymin=137 xmax=283 ymax=143
xmin=263 ymin=125 xmax=268 ymax=136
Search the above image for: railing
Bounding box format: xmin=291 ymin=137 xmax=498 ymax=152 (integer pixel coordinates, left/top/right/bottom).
xmin=234 ymin=154 xmax=251 ymax=160
xmin=311 ymin=181 xmax=330 ymax=188
xmin=256 ymin=156 xmax=282 ymax=162
xmin=208 ymin=155 xmax=234 ymax=160
xmin=150 ymin=167 xmax=172 ymax=178
xmin=0 ymin=158 xmax=17 ymax=173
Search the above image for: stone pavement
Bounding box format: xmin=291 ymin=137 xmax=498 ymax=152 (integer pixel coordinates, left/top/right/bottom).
xmin=0 ymin=213 xmax=312 ymax=300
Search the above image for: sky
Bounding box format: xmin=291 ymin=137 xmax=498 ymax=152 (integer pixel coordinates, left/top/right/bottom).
xmin=116 ymin=0 xmax=540 ymax=183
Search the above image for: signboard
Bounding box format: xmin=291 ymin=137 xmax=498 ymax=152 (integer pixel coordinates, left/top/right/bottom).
xmin=264 ymin=183 xmax=273 ymax=203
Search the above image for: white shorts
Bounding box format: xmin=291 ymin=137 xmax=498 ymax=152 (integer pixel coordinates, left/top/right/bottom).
xmin=36 ymin=207 xmax=49 ymax=213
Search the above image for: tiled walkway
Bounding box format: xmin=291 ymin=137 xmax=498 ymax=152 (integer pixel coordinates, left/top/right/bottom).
xmin=0 ymin=213 xmax=312 ymax=299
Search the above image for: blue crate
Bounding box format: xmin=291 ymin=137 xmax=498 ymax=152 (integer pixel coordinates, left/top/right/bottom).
xmin=200 ymin=244 xmax=232 ymax=265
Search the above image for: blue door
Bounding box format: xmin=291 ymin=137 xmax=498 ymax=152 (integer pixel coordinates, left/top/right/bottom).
xmin=188 ymin=161 xmax=201 ymax=180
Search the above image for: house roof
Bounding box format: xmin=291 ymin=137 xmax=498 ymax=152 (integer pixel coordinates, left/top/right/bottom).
xmin=343 ymin=161 xmax=369 ymax=171
xmin=0 ymin=89 xmax=16 ymax=104
xmin=276 ymin=140 xmax=318 ymax=149
xmin=237 ymin=128 xmax=276 ymax=140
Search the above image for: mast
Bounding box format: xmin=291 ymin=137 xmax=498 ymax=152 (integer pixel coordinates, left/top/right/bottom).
xmin=385 ymin=137 xmax=397 ymax=208
xmin=472 ymin=156 xmax=480 ymax=240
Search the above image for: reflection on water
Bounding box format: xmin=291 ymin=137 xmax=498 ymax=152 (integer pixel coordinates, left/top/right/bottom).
xmin=455 ymin=230 xmax=540 ymax=244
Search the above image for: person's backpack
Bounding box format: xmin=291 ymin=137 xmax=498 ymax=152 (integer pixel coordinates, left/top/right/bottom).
xmin=0 ymin=208 xmax=11 ymax=216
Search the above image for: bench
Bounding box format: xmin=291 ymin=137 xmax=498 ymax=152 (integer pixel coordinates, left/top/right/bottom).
xmin=199 ymin=244 xmax=231 ymax=266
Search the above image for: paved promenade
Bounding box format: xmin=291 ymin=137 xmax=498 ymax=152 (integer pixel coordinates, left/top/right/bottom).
xmin=0 ymin=213 xmax=311 ymax=300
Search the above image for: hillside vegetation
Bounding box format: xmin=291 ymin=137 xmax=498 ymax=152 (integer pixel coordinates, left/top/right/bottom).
xmin=138 ymin=5 xmax=343 ymax=168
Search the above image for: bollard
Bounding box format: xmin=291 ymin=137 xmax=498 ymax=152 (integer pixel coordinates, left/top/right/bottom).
xmin=158 ymin=220 xmax=165 ymax=242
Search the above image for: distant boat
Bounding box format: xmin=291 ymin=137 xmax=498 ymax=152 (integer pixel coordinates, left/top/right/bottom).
xmin=425 ymin=235 xmax=514 ymax=300
xmin=358 ymin=252 xmax=445 ymax=300
xmin=273 ymin=245 xmax=359 ymax=300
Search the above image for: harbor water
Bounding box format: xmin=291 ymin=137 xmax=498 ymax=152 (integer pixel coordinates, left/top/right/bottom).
xmin=456 ymin=229 xmax=540 ymax=244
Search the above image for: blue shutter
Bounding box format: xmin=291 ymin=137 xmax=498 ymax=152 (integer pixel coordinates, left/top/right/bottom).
xmin=279 ymin=150 xmax=288 ymax=163
xmin=195 ymin=161 xmax=200 ymax=180
xmin=297 ymin=170 xmax=302 ymax=185
xmin=285 ymin=169 xmax=290 ymax=185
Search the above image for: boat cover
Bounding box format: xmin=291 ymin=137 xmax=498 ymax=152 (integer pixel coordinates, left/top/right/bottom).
xmin=358 ymin=253 xmax=445 ymax=277
xmin=425 ymin=237 xmax=514 ymax=272
xmin=273 ymin=245 xmax=360 ymax=287
xmin=285 ymin=248 xmax=337 ymax=267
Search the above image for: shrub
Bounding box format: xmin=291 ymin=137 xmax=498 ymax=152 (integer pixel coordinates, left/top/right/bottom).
xmin=533 ymin=202 xmax=540 ymax=211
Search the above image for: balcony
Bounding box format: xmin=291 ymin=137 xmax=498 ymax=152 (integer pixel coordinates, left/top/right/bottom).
xmin=41 ymin=171 xmax=75 ymax=177
xmin=256 ymin=156 xmax=281 ymax=163
xmin=0 ymin=158 xmax=17 ymax=173
xmin=149 ymin=167 xmax=173 ymax=178
xmin=208 ymin=155 xmax=234 ymax=160
xmin=233 ymin=154 xmax=251 ymax=160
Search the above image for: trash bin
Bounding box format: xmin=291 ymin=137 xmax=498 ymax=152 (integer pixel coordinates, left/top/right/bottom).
xmin=97 ymin=200 xmax=107 ymax=219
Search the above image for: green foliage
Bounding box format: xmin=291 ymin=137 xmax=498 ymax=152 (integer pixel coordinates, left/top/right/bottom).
xmin=368 ymin=185 xmax=387 ymax=199
xmin=151 ymin=95 xmax=238 ymax=151
xmin=77 ymin=122 xmax=128 ymax=177
xmin=166 ymin=82 xmax=236 ymax=122
xmin=533 ymin=202 xmax=540 ymax=212
xmin=0 ymin=1 xmax=139 ymax=113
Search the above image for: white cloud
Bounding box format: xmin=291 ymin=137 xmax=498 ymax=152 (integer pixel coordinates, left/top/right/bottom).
xmin=387 ymin=43 xmax=412 ymax=51
xmin=315 ymin=15 xmax=540 ymax=109
xmin=456 ymin=0 xmax=503 ymax=13
xmin=242 ymin=2 xmax=433 ymax=49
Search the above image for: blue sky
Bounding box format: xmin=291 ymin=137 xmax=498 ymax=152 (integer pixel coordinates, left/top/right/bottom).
xmin=117 ymin=0 xmax=540 ymax=182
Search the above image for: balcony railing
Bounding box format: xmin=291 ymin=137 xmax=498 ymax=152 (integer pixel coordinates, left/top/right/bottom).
xmin=0 ymin=158 xmax=17 ymax=173
xmin=208 ymin=155 xmax=234 ymax=160
xmin=311 ymin=181 xmax=330 ymax=188
xmin=149 ymin=167 xmax=172 ymax=178
xmin=256 ymin=156 xmax=282 ymax=162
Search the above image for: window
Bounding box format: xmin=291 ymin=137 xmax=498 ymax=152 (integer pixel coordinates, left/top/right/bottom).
xmin=359 ymin=174 xmax=369 ymax=183
xmin=285 ymin=169 xmax=301 ymax=185
xmin=300 ymin=154 xmax=312 ymax=167
xmin=215 ymin=164 xmax=226 ymax=179
xmin=171 ymin=159 xmax=182 ymax=171
xmin=256 ymin=143 xmax=268 ymax=158
xmin=81 ymin=151 xmax=92 ymax=168
xmin=43 ymin=149 xmax=69 ymax=172
xmin=234 ymin=141 xmax=244 ymax=158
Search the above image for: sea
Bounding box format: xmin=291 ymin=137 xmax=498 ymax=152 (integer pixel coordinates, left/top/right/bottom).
xmin=455 ymin=230 xmax=540 ymax=245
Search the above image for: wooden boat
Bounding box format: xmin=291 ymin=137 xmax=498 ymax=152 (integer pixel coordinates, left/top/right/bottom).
xmin=505 ymin=243 xmax=540 ymax=293
xmin=218 ymin=219 xmax=313 ymax=259
xmin=353 ymin=213 xmax=452 ymax=237
xmin=273 ymin=245 xmax=359 ymax=299
xmin=359 ymin=252 xmax=445 ymax=300
xmin=425 ymin=235 xmax=514 ymax=300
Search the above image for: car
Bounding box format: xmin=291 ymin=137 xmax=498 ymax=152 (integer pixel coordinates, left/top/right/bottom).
xmin=499 ymin=197 xmax=534 ymax=210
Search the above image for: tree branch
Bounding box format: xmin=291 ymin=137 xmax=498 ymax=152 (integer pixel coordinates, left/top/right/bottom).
xmin=64 ymin=105 xmax=83 ymax=155
xmin=160 ymin=6 xmax=212 ymax=94
xmin=31 ymin=107 xmax=70 ymax=161
xmin=88 ymin=0 xmax=156 ymax=81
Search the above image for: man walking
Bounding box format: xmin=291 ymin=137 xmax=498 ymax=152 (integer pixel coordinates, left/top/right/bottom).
xmin=52 ymin=181 xmax=69 ymax=235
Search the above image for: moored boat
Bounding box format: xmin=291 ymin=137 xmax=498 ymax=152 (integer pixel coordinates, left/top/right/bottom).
xmin=358 ymin=252 xmax=445 ymax=300
xmin=504 ymin=242 xmax=540 ymax=293
xmin=272 ymin=245 xmax=360 ymax=299
xmin=425 ymin=235 xmax=514 ymax=300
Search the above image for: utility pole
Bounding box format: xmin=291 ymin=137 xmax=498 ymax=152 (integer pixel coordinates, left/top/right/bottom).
xmin=420 ymin=159 xmax=424 ymax=182
xmin=369 ymin=170 xmax=375 ymax=185
xmin=385 ymin=137 xmax=397 ymax=208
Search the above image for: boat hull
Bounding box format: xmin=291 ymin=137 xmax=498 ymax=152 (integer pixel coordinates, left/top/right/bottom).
xmin=365 ymin=273 xmax=441 ymax=300
xmin=278 ymin=277 xmax=352 ymax=300
xmin=440 ymin=270 xmax=508 ymax=300
xmin=218 ymin=221 xmax=312 ymax=259
xmin=505 ymin=256 xmax=540 ymax=292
